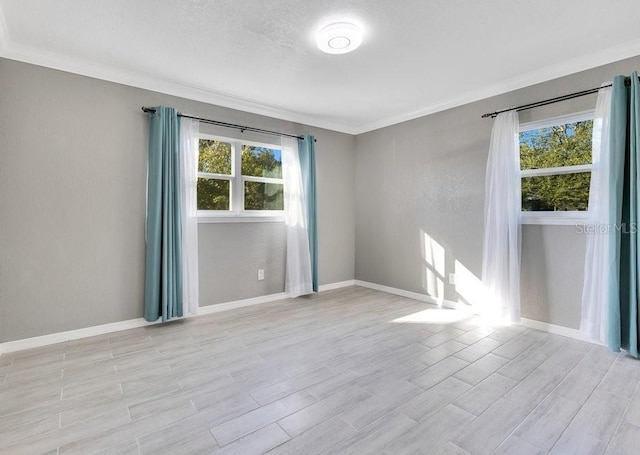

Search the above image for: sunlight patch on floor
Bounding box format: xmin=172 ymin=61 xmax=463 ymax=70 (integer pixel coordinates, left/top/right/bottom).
xmin=391 ymin=308 xmax=472 ymax=324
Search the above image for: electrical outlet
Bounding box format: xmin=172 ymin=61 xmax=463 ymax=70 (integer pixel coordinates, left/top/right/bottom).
xmin=448 ymin=273 xmax=456 ymax=285
xmin=258 ymin=269 xmax=265 ymax=281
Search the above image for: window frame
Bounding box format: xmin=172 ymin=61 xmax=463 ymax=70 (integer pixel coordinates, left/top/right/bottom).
xmin=197 ymin=134 xmax=285 ymax=223
xmin=518 ymin=110 xmax=595 ymax=226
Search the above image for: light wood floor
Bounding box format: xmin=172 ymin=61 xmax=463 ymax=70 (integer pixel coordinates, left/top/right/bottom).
xmin=1 ymin=286 xmax=639 ymax=454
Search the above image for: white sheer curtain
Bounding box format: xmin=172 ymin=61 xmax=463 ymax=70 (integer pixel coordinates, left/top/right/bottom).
xmin=482 ymin=111 xmax=521 ymax=323
xmin=281 ymin=136 xmax=313 ymax=297
xmin=580 ymin=86 xmax=612 ymax=343
xmin=180 ymin=118 xmax=200 ymax=316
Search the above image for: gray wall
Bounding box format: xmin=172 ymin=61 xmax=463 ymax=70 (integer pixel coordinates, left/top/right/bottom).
xmin=355 ymin=55 xmax=640 ymax=329
xmin=520 ymin=225 xmax=586 ymax=328
xmin=198 ymin=223 xmax=287 ymax=305
xmin=0 ymin=58 xmax=355 ymax=342
xmin=3 ymin=52 xmax=639 ymax=343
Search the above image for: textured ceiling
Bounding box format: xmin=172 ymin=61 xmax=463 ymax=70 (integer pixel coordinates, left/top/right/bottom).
xmin=1 ymin=0 xmax=640 ymax=134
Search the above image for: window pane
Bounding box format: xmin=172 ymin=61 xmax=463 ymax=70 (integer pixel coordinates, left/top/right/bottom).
xmin=241 ymin=146 xmax=282 ymax=178
xmin=199 ymin=140 xmax=232 ymax=174
xmin=197 ymin=178 xmax=230 ymax=210
xmin=520 ymin=120 xmax=593 ymax=170
xmin=244 ymin=181 xmax=284 ymax=210
xmin=521 ymin=172 xmax=591 ymax=211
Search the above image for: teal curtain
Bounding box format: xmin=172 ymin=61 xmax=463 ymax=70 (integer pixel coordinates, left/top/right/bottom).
xmin=609 ymin=73 xmax=640 ymax=357
xmin=144 ymin=106 xmax=184 ymax=322
xmin=298 ymin=134 xmax=318 ymax=292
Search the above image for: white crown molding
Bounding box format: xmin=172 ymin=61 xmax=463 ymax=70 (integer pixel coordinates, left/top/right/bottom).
xmin=0 ymin=41 xmax=356 ymax=134
xmin=351 ymin=37 xmax=640 ymax=134
xmin=0 ymin=3 xmax=9 ymax=54
xmin=0 ymin=0 xmax=639 ymax=136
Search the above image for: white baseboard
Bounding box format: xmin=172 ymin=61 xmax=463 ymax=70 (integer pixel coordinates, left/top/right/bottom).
xmin=519 ymin=318 xmax=604 ymax=346
xmin=1 ymin=279 xmax=599 ymax=355
xmin=0 ymin=317 xmax=159 ymax=355
xmin=354 ymin=279 xmax=462 ymax=308
xmin=318 ymin=280 xmax=356 ymax=292
xmin=197 ymin=292 xmax=289 ymax=316
xmin=355 ymin=279 xmax=435 ymax=303
xmin=0 ymin=280 xmax=356 ymax=355
xmin=354 ymin=280 xmax=601 ymax=346
xmin=0 ymin=292 xmax=287 ymax=355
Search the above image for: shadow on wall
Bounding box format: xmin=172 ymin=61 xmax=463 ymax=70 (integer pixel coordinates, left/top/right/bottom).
xmin=420 ymin=229 xmax=484 ymax=310
xmin=519 ymin=225 xmax=551 ymax=323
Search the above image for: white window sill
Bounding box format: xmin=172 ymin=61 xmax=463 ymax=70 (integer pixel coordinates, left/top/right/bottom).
xmin=198 ymin=214 xmax=285 ymax=224
xmin=520 ymin=213 xmax=589 ymax=226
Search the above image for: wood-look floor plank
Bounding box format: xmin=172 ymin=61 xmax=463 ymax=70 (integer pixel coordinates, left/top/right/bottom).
xmin=454 ymin=398 xmax=531 ymax=455
xmin=605 ymin=421 xmax=640 ymax=455
xmin=321 ymin=412 xmax=417 ymax=455
xmin=277 ymin=384 xmax=370 ymax=437
xmin=513 ymin=393 xmax=582 ymax=451
xmin=453 ymin=373 xmax=518 ymax=416
xmin=623 ymin=385 xmax=640 ymax=426
xmin=431 ymin=442 xmax=471 ymax=455
xmin=553 ymin=365 xmax=605 ymax=405
xmin=453 ymin=353 xmax=509 ymax=385
xmin=212 ymin=424 xmax=290 ymax=455
xmin=266 ymin=417 xmax=356 ymax=455
xmin=493 ymin=435 xmax=545 ymax=455
xmin=399 ymin=377 xmax=471 ymax=423
xmin=410 ymin=356 xmax=469 ymax=389
xmin=210 ymin=390 xmax=314 ymax=447
xmin=382 ymin=404 xmax=474 ymax=454
xmin=2 ymin=286 xmax=640 ymax=454
xmin=565 ymin=388 xmax=628 ymax=442
xmin=340 ymin=379 xmax=421 ymax=430
xmin=598 ymin=358 xmax=640 ymax=399
xmin=140 ymin=430 xmax=217 ymax=455
xmin=453 ymin=337 xmax=504 ymax=363
xmin=549 ymin=429 xmax=607 ymax=455
xmin=250 ymin=367 xmax=333 ymax=405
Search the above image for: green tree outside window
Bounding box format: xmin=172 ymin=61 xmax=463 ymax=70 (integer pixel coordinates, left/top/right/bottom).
xmin=519 ymin=120 xmax=593 ymax=212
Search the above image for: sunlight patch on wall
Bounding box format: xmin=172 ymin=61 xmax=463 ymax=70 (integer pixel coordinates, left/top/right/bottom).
xmin=421 ymin=230 xmax=445 ymax=305
xmin=454 ymin=260 xmax=484 ymax=307
xmin=453 ymin=260 xmax=510 ymax=326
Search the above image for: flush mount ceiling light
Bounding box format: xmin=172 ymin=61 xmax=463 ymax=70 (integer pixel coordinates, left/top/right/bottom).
xmin=316 ymin=22 xmax=363 ymax=55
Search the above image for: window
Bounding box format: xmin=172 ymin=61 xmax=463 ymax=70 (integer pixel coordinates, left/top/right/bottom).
xmin=518 ymin=111 xmax=594 ymax=224
xmin=197 ymin=135 xmax=284 ymax=221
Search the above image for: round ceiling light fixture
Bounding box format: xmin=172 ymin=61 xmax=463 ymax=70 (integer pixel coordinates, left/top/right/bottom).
xmin=316 ymin=22 xmax=363 ymax=55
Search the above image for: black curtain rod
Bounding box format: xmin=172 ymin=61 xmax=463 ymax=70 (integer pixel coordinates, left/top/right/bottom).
xmin=142 ymin=107 xmax=312 ymax=141
xmin=481 ymin=77 xmax=636 ymax=119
